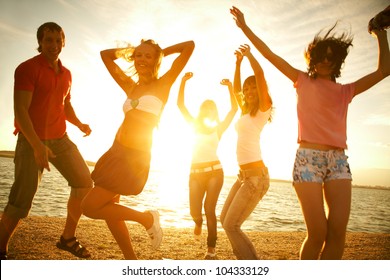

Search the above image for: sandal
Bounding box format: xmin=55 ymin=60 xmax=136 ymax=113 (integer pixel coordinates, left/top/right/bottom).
xmin=56 ymin=236 xmax=91 ymax=258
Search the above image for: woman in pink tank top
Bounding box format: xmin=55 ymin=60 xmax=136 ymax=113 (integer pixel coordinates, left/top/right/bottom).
xmin=230 ymin=5 xmax=390 ymax=259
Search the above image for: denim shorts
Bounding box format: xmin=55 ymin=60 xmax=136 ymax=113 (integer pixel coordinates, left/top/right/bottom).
xmin=4 ymin=133 xmax=92 ymax=219
xmin=293 ymin=148 xmax=352 ymax=184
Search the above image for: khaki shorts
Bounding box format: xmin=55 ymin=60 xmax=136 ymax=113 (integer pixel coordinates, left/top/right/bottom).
xmin=4 ymin=133 xmax=92 ymax=219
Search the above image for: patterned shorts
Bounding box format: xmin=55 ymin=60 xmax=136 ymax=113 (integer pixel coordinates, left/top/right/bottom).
xmin=293 ymin=148 xmax=352 ymax=183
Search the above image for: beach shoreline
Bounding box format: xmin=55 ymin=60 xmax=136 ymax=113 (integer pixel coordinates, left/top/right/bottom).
xmin=5 ymin=216 xmax=390 ymax=260
xmin=1 ymin=152 xmax=388 ymax=189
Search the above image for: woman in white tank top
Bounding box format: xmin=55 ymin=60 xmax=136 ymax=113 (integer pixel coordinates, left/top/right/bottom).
xmin=220 ymin=44 xmax=273 ymax=260
xmin=177 ymin=72 xmax=237 ymax=259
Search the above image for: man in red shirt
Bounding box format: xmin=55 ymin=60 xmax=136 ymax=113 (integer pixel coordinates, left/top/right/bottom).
xmin=0 ymin=22 xmax=93 ymax=259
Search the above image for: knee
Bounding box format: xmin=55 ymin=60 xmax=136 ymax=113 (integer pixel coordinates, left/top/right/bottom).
xmin=80 ymin=195 xmax=97 ymax=219
xmin=221 ymin=218 xmax=237 ymax=233
xmin=307 ymin=226 xmax=327 ymax=247
xmin=191 ymin=215 xmax=203 ymax=226
xmin=80 ymin=197 xmax=90 ymax=217
xmin=190 ymin=208 xmax=203 ymax=224
xmin=70 ymin=187 xmax=91 ymax=200
xmin=222 ymin=223 xmax=232 ymax=232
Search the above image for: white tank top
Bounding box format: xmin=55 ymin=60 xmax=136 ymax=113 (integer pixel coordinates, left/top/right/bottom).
xmin=235 ymin=109 xmax=270 ymax=165
xmin=192 ymin=131 xmax=220 ymax=164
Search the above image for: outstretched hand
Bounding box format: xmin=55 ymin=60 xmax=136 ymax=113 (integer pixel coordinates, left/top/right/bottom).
xmin=220 ymin=78 xmax=232 ymax=86
xmin=230 ymin=6 xmax=247 ymax=29
xmin=234 ymin=50 xmax=244 ymax=63
xmin=182 ymin=72 xmax=193 ymax=81
xmin=238 ymin=44 xmax=251 ymax=57
xmin=79 ymin=123 xmax=92 ymax=137
xmin=368 ymin=5 xmax=390 ymax=34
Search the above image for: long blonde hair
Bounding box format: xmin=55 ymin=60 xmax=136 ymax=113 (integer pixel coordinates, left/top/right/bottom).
xmin=195 ymin=100 xmax=220 ymax=133
xmin=119 ymin=39 xmax=163 ymax=81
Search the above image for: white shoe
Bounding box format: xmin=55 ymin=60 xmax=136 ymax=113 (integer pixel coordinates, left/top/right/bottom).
xmin=204 ymin=252 xmax=217 ymax=260
xmin=146 ymin=210 xmax=162 ymax=250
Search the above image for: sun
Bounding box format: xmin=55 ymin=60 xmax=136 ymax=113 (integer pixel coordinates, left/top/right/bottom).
xmin=149 ymin=107 xmax=194 ymax=205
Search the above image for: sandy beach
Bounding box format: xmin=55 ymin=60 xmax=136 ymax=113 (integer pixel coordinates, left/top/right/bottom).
xmin=4 ymin=216 xmax=389 ymax=260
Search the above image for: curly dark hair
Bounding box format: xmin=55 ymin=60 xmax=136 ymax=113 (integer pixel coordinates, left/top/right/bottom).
xmin=304 ymin=22 xmax=353 ymax=81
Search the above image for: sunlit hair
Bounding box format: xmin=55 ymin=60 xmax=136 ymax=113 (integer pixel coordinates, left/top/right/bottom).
xmin=304 ymin=22 xmax=353 ymax=81
xmin=195 ymin=100 xmax=220 ymax=130
xmin=197 ymin=100 xmax=219 ymax=121
xmin=119 ymin=39 xmax=163 ymax=81
xmin=36 ymin=22 xmax=65 ymax=53
xmin=241 ymin=76 xmax=273 ymax=122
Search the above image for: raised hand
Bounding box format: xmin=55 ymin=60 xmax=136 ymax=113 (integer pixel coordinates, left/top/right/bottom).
xmin=234 ymin=50 xmax=244 ymax=64
xmin=230 ymin=6 xmax=247 ymax=29
xmin=368 ymin=5 xmax=390 ymax=34
xmin=182 ymin=72 xmax=193 ymax=81
xmin=238 ymin=44 xmax=251 ymax=57
xmin=220 ymin=78 xmax=232 ymax=86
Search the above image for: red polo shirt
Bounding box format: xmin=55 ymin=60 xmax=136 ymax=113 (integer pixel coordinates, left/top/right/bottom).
xmin=14 ymin=54 xmax=72 ymax=140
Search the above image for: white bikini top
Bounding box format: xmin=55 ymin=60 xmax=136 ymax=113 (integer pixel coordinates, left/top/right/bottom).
xmin=123 ymin=95 xmax=164 ymax=117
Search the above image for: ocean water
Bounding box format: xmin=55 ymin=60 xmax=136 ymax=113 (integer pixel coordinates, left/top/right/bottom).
xmin=0 ymin=157 xmax=389 ymax=233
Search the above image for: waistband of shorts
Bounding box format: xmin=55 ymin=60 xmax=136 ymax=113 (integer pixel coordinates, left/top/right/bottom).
xmin=238 ymin=166 xmax=268 ymax=180
xmin=297 ymin=147 xmax=345 ymax=155
xmin=299 ymin=142 xmax=344 ymax=151
xmin=18 ymin=132 xmax=68 ymax=142
xmin=113 ymin=139 xmax=150 ymax=154
xmin=191 ymin=163 xmax=222 ymax=174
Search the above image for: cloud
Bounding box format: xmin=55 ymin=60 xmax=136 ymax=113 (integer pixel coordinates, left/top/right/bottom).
xmin=55 ymin=0 xmax=79 ymax=11
xmin=0 ymin=22 xmax=32 ymax=38
xmin=364 ymin=114 xmax=390 ymax=126
xmin=369 ymin=142 xmax=390 ymax=149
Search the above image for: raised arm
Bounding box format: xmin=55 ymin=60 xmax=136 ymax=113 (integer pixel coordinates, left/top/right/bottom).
xmin=353 ymin=29 xmax=390 ymax=96
xmin=233 ymin=50 xmax=244 ymax=110
xmin=230 ymin=6 xmax=299 ymax=83
xmin=217 ymin=79 xmax=238 ymax=136
xmin=160 ymin=41 xmax=195 ymax=86
xmin=100 ymin=48 xmax=136 ymax=96
xmin=177 ymin=72 xmax=195 ymax=123
xmin=240 ymin=44 xmax=272 ymax=112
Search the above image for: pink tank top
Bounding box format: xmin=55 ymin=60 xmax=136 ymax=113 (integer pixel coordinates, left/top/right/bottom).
xmin=294 ymin=72 xmax=355 ymax=148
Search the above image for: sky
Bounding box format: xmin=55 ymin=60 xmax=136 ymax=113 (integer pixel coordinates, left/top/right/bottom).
xmin=0 ymin=0 xmax=389 ymax=187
